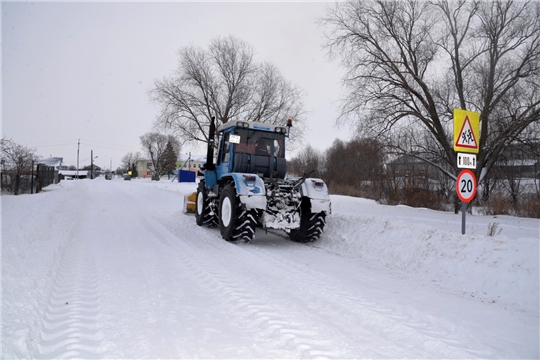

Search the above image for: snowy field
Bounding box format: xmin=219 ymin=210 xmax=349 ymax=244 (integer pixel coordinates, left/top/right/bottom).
xmin=2 ymin=177 xmax=539 ymax=358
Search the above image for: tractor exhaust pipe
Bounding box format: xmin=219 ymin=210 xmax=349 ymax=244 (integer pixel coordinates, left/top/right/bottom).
xmin=205 ymin=116 xmax=216 ymax=170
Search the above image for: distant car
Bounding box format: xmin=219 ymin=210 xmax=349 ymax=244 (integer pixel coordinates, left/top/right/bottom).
xmin=124 ymin=175 xmax=131 ymax=180
xmin=105 ymin=174 xmax=112 ymax=180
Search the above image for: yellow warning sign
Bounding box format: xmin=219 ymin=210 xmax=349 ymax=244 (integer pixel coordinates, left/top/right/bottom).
xmin=454 ymin=109 xmax=480 ymax=154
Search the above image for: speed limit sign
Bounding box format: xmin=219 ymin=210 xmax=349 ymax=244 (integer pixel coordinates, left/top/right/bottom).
xmin=456 ymin=169 xmax=477 ymax=203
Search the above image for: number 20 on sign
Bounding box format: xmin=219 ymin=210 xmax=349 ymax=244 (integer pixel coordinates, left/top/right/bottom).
xmin=456 ymin=169 xmax=477 ymax=203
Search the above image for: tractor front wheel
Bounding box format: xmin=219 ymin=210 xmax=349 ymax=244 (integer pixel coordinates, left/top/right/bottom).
xmin=195 ymin=182 xmax=217 ymax=227
xmin=219 ymin=184 xmax=257 ymax=242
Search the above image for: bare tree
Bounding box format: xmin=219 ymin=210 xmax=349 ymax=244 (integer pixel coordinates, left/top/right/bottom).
xmin=1 ymin=137 xmax=39 ymax=175
xmin=288 ymin=145 xmax=324 ymax=178
xmin=140 ymin=133 xmax=181 ymax=179
xmin=323 ymin=139 xmax=349 ymax=186
xmin=121 ymin=151 xmax=142 ymax=173
xmin=322 ymin=0 xmax=540 ymax=186
xmin=150 ymin=35 xmax=306 ymax=149
xmin=323 ymin=137 xmax=385 ymax=197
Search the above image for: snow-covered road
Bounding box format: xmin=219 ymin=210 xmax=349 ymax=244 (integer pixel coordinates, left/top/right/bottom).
xmin=2 ymin=178 xmax=538 ymax=358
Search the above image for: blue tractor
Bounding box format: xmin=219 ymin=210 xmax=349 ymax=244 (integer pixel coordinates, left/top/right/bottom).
xmin=193 ymin=117 xmax=331 ymax=243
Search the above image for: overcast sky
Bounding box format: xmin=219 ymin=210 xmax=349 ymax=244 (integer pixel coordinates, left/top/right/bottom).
xmin=3 ymin=1 xmax=352 ymax=169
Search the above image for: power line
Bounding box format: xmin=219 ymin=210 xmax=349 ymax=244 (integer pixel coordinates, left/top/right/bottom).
xmin=80 ymin=139 xmax=140 ymax=152
xmin=25 ymin=140 xmax=79 ymax=148
xmin=22 ymin=139 xmax=139 ymax=152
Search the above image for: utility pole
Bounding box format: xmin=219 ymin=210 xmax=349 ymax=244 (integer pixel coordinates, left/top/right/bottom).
xmin=31 ymin=160 xmax=34 ymax=194
xmin=91 ymin=150 xmax=94 ymax=179
xmin=77 ymin=139 xmax=80 ymax=180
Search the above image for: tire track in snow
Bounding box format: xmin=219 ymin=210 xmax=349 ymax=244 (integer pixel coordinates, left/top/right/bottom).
xmin=151 ymin=217 xmax=390 ymax=357
xmin=234 ymin=240 xmax=497 ymax=358
xmin=155 ymin=212 xmax=496 ymax=358
xmin=141 ymin=217 xmax=351 ymax=359
xmin=34 ymin=238 xmax=103 ymax=359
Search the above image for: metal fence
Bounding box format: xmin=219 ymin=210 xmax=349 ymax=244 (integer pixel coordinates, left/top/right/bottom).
xmin=36 ymin=164 xmax=56 ymax=190
xmin=1 ymin=163 xmax=57 ymax=195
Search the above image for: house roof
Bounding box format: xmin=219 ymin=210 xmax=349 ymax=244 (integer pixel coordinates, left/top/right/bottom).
xmin=38 ymin=157 xmax=63 ymax=168
xmin=499 ymin=159 xmax=538 ymax=167
xmin=59 ymin=170 xmax=88 ymax=176
xmin=388 ymin=154 xmax=426 ymax=165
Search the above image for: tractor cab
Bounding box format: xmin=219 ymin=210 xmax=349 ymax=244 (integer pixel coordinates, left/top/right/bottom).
xmin=215 ymin=120 xmax=288 ymax=179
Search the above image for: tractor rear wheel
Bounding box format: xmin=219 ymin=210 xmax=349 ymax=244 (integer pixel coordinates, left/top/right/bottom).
xmin=219 ymin=184 xmax=257 ymax=242
xmin=289 ymin=200 xmax=326 ymax=243
xmin=195 ymin=182 xmax=217 ymax=227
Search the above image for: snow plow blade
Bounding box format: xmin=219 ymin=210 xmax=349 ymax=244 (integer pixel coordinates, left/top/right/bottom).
xmin=183 ymin=192 xmax=197 ymax=215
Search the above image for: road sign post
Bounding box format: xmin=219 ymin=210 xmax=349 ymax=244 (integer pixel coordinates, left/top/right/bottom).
xmin=454 ymin=109 xmax=480 ymax=235
xmin=456 ymin=169 xmax=477 ymax=235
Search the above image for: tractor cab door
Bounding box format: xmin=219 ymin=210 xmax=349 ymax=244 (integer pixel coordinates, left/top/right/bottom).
xmin=216 ymin=130 xmax=236 ymax=176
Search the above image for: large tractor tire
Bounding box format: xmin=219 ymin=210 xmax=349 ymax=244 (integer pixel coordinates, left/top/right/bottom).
xmin=195 ymin=182 xmax=217 ymax=227
xmin=219 ymin=183 xmax=257 ymax=242
xmin=289 ymin=199 xmax=326 ymax=243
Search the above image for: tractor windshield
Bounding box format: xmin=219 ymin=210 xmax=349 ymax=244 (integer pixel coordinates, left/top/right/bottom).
xmin=233 ymin=129 xmax=285 ymax=158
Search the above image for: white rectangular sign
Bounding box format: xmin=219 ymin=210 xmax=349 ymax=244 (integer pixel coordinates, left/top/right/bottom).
xmin=457 ymin=153 xmax=477 ymax=169
xmin=229 ymin=134 xmax=241 ymax=144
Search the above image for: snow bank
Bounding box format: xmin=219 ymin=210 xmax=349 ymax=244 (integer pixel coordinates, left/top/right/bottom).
xmin=321 ymin=211 xmax=538 ymax=312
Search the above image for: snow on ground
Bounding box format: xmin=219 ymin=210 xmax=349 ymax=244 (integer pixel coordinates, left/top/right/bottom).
xmin=2 ymin=177 xmax=539 ymax=358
